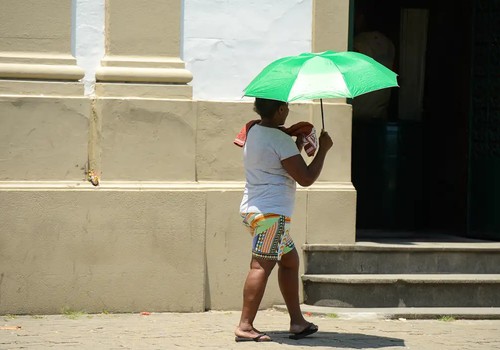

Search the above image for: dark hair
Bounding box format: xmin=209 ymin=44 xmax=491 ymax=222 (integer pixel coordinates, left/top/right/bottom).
xmin=253 ymin=98 xmax=286 ymax=119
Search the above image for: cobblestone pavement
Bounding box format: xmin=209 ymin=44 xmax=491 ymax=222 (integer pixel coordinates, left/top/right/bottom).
xmin=1 ymin=309 xmax=500 ymax=349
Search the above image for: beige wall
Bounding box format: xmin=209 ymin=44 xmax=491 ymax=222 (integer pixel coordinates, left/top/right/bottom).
xmin=0 ymin=0 xmax=83 ymax=81
xmin=97 ymin=99 xmax=197 ymax=181
xmin=96 ymin=0 xmax=192 ymax=85
xmin=0 ymin=189 xmax=206 ymax=314
xmin=0 ymin=99 xmax=355 ymax=314
xmin=0 ymin=0 xmax=355 ymax=314
xmin=0 ymin=97 xmax=89 ymax=181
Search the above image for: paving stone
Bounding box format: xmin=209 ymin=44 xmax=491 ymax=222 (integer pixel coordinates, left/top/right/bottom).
xmin=0 ymin=309 xmax=499 ymax=349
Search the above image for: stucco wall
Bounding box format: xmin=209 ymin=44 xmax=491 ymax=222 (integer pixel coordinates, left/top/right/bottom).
xmin=73 ymin=0 xmax=312 ymax=99
xmin=0 ymin=98 xmax=355 ymax=314
xmin=0 ymin=188 xmax=206 ymax=314
xmin=0 ymin=97 xmax=89 ymax=181
xmin=73 ymin=0 xmax=105 ymax=95
xmin=183 ymin=0 xmax=312 ymax=100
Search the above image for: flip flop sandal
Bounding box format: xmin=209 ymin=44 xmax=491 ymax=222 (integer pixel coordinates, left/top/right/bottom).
xmin=289 ymin=323 xmax=318 ymax=340
xmin=235 ymin=333 xmax=272 ymax=342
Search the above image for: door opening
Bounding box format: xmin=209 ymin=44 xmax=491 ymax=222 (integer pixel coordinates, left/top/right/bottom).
xmin=351 ymin=0 xmax=473 ymax=240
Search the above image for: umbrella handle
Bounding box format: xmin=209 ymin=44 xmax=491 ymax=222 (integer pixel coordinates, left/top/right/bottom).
xmin=320 ymin=98 xmax=325 ymax=131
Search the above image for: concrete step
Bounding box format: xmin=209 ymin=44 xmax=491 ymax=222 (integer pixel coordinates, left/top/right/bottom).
xmin=273 ymin=304 xmax=500 ymax=320
xmin=304 ymin=242 xmax=500 ymax=274
xmin=302 ymin=274 xmax=500 ymax=308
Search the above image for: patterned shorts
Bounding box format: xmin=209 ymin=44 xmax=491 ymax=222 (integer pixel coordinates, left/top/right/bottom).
xmin=241 ymin=213 xmax=295 ymax=261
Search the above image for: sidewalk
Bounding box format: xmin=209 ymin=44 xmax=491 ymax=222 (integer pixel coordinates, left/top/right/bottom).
xmin=1 ymin=309 xmax=500 ymax=349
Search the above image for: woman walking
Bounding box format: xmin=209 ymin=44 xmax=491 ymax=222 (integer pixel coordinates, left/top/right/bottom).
xmin=234 ymin=98 xmax=333 ymax=342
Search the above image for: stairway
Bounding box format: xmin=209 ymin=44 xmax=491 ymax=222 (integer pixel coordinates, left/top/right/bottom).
xmin=302 ymin=240 xmax=500 ymax=308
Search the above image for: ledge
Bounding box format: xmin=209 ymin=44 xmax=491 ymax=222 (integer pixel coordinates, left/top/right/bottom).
xmin=100 ymin=55 xmax=187 ymax=69
xmin=303 ymin=241 xmax=500 ymax=251
xmin=0 ymin=181 xmax=245 ymax=191
xmin=0 ymin=63 xmax=84 ymax=81
xmin=302 ymin=274 xmax=500 ymax=284
xmin=96 ymin=66 xmax=193 ymax=84
xmin=0 ymin=181 xmax=354 ymax=191
xmin=0 ymin=80 xmax=84 ymax=96
xmin=274 ymin=304 xmax=500 ymax=319
xmin=95 ymin=82 xmax=192 ymax=99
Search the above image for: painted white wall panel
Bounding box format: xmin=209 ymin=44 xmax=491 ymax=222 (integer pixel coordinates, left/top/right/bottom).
xmin=73 ymin=0 xmax=312 ymax=100
xmin=183 ymin=0 xmax=312 ymax=100
xmin=73 ymin=0 xmax=105 ymax=95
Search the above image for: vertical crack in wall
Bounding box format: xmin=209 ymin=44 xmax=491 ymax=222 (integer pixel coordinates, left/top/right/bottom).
xmin=0 ymin=273 xmax=4 ymax=307
xmin=87 ymin=98 xmax=101 ymax=185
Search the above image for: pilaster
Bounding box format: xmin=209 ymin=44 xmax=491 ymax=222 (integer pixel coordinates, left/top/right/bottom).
xmin=96 ymin=0 xmax=192 ymax=97
xmin=311 ymin=0 xmax=356 ymax=244
xmin=0 ymin=0 xmax=84 ymax=92
xmin=312 ymin=0 xmax=350 ymax=52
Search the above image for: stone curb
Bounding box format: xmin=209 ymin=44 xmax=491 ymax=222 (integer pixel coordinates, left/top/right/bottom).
xmin=274 ymin=305 xmax=500 ymax=320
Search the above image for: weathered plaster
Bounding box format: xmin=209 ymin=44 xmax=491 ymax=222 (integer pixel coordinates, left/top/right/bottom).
xmin=183 ymin=0 xmax=312 ymax=100
xmin=0 ymin=97 xmax=89 ymax=181
xmin=0 ymin=190 xmax=206 ymax=314
xmin=73 ymin=0 xmax=105 ymax=95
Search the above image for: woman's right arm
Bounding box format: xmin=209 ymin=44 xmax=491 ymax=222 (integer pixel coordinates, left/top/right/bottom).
xmin=281 ymin=131 xmax=333 ymax=187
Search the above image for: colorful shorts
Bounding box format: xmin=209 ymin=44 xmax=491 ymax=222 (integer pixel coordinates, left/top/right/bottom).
xmin=241 ymin=213 xmax=295 ymax=261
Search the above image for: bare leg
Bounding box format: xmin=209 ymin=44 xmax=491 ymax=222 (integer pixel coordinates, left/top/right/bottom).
xmin=235 ymin=257 xmax=276 ymax=340
xmin=278 ymin=248 xmax=315 ymax=334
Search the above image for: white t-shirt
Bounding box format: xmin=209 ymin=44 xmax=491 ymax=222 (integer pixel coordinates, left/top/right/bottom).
xmin=239 ymin=124 xmax=300 ymax=217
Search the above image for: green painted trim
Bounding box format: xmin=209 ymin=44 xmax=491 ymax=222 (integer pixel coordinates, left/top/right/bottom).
xmin=348 ymin=0 xmax=355 ymax=51
xmin=347 ymin=0 xmax=355 ymax=106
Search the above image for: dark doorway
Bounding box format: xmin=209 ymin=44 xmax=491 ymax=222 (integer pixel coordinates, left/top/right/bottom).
xmin=351 ymin=0 xmax=475 ymax=239
xmin=467 ymin=0 xmax=500 ymax=240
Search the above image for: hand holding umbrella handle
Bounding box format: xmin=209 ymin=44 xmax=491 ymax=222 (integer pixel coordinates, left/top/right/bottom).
xmin=318 ymin=130 xmax=334 ymax=152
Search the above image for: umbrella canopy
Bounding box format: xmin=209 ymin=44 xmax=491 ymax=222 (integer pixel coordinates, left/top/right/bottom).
xmin=243 ymin=50 xmax=399 ymax=128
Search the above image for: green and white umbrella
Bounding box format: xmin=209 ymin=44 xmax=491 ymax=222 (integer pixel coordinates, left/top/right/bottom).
xmin=243 ymin=50 xmax=398 ymax=129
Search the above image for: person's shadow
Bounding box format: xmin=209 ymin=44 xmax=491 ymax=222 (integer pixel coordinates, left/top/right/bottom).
xmin=266 ymin=331 xmax=405 ymax=348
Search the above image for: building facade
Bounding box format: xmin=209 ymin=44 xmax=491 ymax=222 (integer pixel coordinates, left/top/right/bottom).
xmin=2 ymin=0 xmax=498 ymax=315
xmin=0 ymin=0 xmax=354 ymax=313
